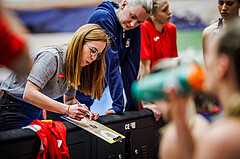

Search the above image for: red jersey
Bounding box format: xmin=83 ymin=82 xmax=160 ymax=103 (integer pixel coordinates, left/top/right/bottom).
xmin=141 ymin=20 xmax=178 ymax=68
xmin=25 ymin=120 xmax=69 ymax=159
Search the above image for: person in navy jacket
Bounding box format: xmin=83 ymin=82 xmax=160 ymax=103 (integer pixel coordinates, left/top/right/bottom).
xmin=76 ymin=0 xmax=152 ymax=114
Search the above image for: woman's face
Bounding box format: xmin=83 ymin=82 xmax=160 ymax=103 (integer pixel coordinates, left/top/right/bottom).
xmin=153 ymin=0 xmax=172 ymax=24
xmin=117 ymin=3 xmax=149 ymax=30
xmin=218 ymin=0 xmax=239 ymax=20
xmin=81 ymin=41 xmax=106 ymax=67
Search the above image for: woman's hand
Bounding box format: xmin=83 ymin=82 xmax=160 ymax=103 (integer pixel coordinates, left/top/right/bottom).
xmin=67 ymin=103 xmax=89 ymax=121
xmin=89 ymin=112 xmax=99 ymax=120
xmin=143 ymin=104 xmax=161 ymax=121
xmin=165 ymin=90 xmax=190 ymax=121
xmin=104 ymin=109 xmax=116 ymax=115
xmin=67 ymin=103 xmax=99 ymax=121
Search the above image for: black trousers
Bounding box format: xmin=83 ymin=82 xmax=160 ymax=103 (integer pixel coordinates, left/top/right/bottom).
xmin=0 ymin=91 xmax=43 ymax=131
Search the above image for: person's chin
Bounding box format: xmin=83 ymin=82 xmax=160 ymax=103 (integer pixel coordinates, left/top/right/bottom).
xmin=122 ymin=24 xmax=131 ymax=30
xmin=164 ymin=21 xmax=169 ymax=24
xmin=124 ymin=27 xmax=131 ymax=30
xmin=221 ymin=14 xmax=229 ymax=19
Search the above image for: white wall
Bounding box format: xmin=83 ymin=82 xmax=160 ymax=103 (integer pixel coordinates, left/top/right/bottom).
xmin=169 ymin=1 xmax=219 ymax=24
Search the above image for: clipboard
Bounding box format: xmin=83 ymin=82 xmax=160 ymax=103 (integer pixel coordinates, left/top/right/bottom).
xmin=61 ymin=115 xmax=125 ymax=144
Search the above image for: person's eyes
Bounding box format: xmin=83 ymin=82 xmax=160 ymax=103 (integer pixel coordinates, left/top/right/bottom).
xmin=91 ymin=48 xmax=98 ymax=55
xmin=130 ymin=14 xmax=136 ymax=19
xmin=162 ymin=6 xmax=169 ymax=12
xmin=219 ymin=1 xmax=223 ymax=5
xmin=226 ymin=2 xmax=233 ymax=6
xmin=162 ymin=9 xmax=167 ymax=12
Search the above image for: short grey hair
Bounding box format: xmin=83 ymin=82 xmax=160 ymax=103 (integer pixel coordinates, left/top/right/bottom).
xmin=122 ymin=0 xmax=152 ymax=14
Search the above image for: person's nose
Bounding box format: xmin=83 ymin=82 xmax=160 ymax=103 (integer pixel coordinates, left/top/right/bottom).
xmin=90 ymin=55 xmax=97 ymax=61
xmin=222 ymin=3 xmax=228 ymax=11
xmin=130 ymin=20 xmax=138 ymax=28
xmin=168 ymin=9 xmax=172 ymax=16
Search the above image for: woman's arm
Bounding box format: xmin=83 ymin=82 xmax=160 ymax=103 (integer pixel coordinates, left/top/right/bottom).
xmin=23 ymin=81 xmax=89 ymax=121
xmin=64 ymin=95 xmax=78 ymax=105
xmin=168 ymin=91 xmax=195 ymax=159
xmin=140 ymin=59 xmax=151 ymax=78
xmin=202 ymin=23 xmax=216 ymax=65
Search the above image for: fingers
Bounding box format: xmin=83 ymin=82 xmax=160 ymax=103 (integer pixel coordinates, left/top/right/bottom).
xmin=93 ymin=113 xmax=99 ymax=120
xmin=78 ymin=103 xmax=89 ymax=110
xmin=88 ymin=111 xmax=93 ymax=120
xmin=73 ymin=115 xmax=85 ymax=121
xmin=104 ymin=109 xmax=115 ymax=115
xmin=76 ymin=103 xmax=98 ymax=121
xmin=87 ymin=112 xmax=100 ymax=120
xmin=69 ymin=103 xmax=102 ymax=121
xmin=68 ymin=104 xmax=89 ymax=119
xmin=154 ymin=111 xmax=161 ymax=121
xmin=77 ymin=103 xmax=90 ymax=115
xmin=143 ymin=104 xmax=161 ymax=121
xmin=73 ymin=112 xmax=98 ymax=121
xmin=77 ymin=107 xmax=90 ymax=117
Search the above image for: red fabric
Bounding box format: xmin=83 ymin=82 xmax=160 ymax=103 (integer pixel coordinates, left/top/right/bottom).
xmin=0 ymin=17 xmax=25 ymax=66
xmin=140 ymin=20 xmax=178 ymax=68
xmin=29 ymin=120 xmax=69 ymax=159
xmin=138 ymin=99 xmax=144 ymax=110
xmin=201 ymin=105 xmax=221 ymax=115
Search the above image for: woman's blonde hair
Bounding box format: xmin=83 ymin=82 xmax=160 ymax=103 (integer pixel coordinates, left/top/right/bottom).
xmin=226 ymin=93 xmax=240 ymax=117
xmin=152 ymin=0 xmax=163 ymax=16
xmin=65 ymin=24 xmax=109 ymax=100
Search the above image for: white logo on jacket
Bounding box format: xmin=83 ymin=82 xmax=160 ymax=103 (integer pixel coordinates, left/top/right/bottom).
xmin=154 ymin=36 xmax=160 ymax=41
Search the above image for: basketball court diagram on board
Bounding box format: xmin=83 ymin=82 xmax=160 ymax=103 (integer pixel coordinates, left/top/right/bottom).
xmin=61 ymin=115 xmax=125 ymax=144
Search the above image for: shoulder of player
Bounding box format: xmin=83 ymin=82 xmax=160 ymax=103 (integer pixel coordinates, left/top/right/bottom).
xmin=164 ymin=22 xmax=176 ymax=30
xmin=203 ymin=22 xmax=218 ymax=34
xmin=202 ymin=22 xmax=218 ymax=41
xmin=141 ymin=20 xmax=152 ymax=28
xmin=206 ymin=119 xmax=240 ymax=145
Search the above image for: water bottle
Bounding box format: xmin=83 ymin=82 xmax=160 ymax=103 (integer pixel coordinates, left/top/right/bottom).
xmin=132 ymin=63 xmax=205 ymax=102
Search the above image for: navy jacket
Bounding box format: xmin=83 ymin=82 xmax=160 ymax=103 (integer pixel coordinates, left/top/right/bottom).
xmin=77 ymin=1 xmax=141 ymax=113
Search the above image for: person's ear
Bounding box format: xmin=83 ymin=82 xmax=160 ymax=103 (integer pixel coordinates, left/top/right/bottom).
xmin=217 ymin=53 xmax=230 ymax=78
xmin=121 ymin=0 xmax=128 ymax=10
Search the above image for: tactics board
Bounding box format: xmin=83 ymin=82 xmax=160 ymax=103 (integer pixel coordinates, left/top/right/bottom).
xmin=61 ymin=115 xmax=125 ymax=144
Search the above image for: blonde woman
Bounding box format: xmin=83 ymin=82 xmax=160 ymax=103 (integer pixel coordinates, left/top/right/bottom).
xmin=140 ymin=0 xmax=178 ymax=77
xmin=139 ymin=0 xmax=178 ymax=119
xmin=0 ymin=24 xmax=109 ymax=131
